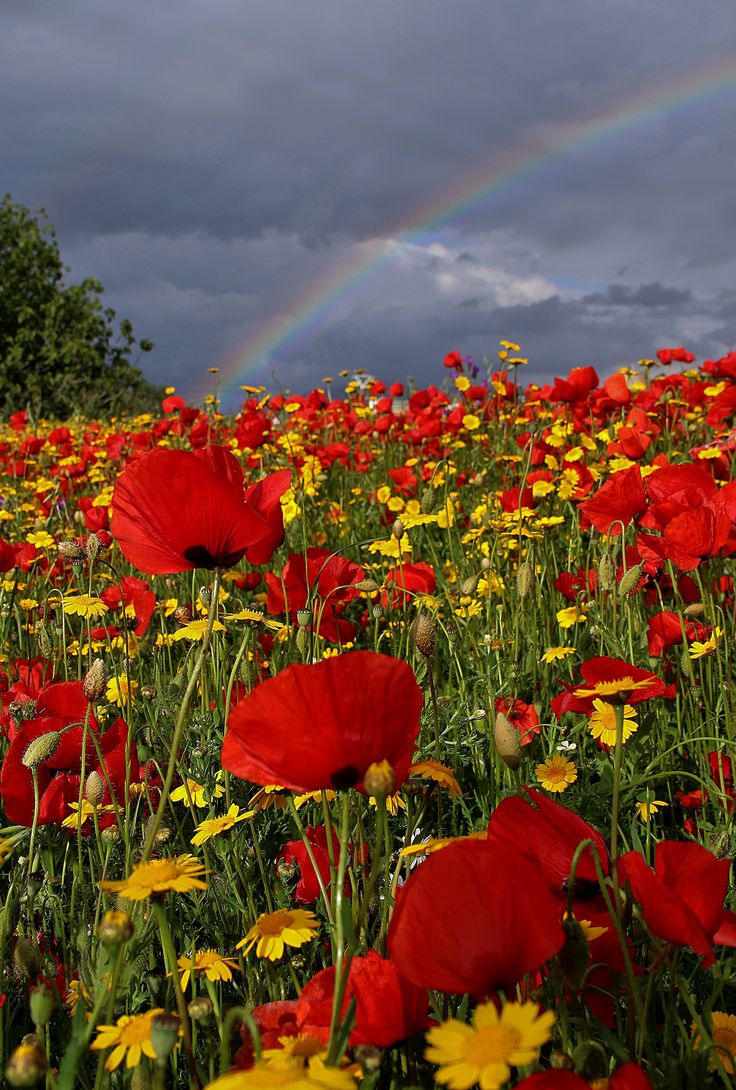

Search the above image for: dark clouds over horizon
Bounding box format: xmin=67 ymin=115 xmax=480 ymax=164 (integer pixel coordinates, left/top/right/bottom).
xmin=3 ymin=0 xmax=736 ymax=408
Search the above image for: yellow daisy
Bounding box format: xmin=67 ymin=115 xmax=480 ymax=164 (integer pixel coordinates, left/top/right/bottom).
xmin=535 ymin=755 xmax=577 ymax=793
xmin=91 ymin=1008 xmax=164 ymax=1071
xmin=426 ymin=999 xmax=555 ymax=1090
xmin=62 ymin=594 xmax=109 ymax=619
xmin=177 ymin=949 xmax=238 ymax=991
xmin=541 ymin=646 xmax=575 ymax=664
xmin=191 ymin=804 xmax=253 ymax=845
xmin=588 ymin=699 xmax=638 ymax=747
xmin=692 ymin=1011 xmax=736 ymax=1074
xmin=170 ymin=776 xmax=224 ymax=809
xmin=409 ymin=760 xmax=463 ymax=798
xmin=237 ymin=908 xmax=320 ymax=961
xmin=100 ymin=855 xmax=208 ymax=900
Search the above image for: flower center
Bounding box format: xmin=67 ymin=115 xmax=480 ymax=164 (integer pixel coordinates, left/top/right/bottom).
xmin=259 ymin=910 xmax=293 ymax=935
xmin=119 ymin=1015 xmax=153 ymax=1047
xmin=465 ymin=1024 xmax=520 ymax=1066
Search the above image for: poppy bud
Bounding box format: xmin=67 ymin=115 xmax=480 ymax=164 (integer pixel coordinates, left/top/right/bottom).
xmin=188 ymin=996 xmax=213 ymax=1021
xmin=372 ymin=603 xmax=384 ymax=619
xmin=96 ymin=910 xmax=134 ymax=947
xmin=392 ymin=518 xmax=405 ymax=540
xmin=85 ymin=533 xmax=101 ymax=562
xmin=493 ymin=712 xmax=521 ymax=770
xmin=85 ymin=770 xmax=105 ymax=807
xmin=296 ymin=627 xmax=308 ymax=656
xmin=516 ymin=561 xmax=534 ymax=598
xmin=460 ymin=574 xmax=480 ymax=596
xmin=151 ymin=1012 xmax=180 ymax=1063
xmin=82 ymin=658 xmax=108 ymax=702
xmin=21 ymin=732 xmax=61 ymax=770
xmin=481 ymin=556 xmax=491 ymax=571
xmin=6 ymin=1039 xmax=46 ymax=1086
xmin=36 ymin=624 xmax=53 ymax=658
xmin=174 ymin=605 xmax=192 ymax=625
xmin=29 ymin=982 xmax=55 ymax=1029
xmin=410 ymin=613 xmax=436 ymax=658
xmin=420 ymin=491 xmax=434 ymax=513
xmin=683 ymin=602 xmax=705 ymax=618
xmin=140 ymin=684 xmax=157 ymax=700
xmin=101 ymin=826 xmax=120 ymax=843
xmin=354 ymin=579 xmax=380 ymax=594
xmin=363 ymin=759 xmax=396 ymax=799
xmin=618 ymin=562 xmax=643 ymax=597
xmin=550 ymin=1050 xmax=575 ymax=1070
xmin=13 ymin=939 xmax=40 ymax=979
xmin=598 ymin=552 xmax=616 ymax=591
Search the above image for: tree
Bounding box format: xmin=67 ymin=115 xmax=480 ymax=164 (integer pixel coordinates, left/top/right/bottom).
xmin=0 ymin=194 xmax=162 ymax=419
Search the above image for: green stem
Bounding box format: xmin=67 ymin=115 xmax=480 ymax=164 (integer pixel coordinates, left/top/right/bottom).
xmin=152 ymin=900 xmax=201 ymax=1090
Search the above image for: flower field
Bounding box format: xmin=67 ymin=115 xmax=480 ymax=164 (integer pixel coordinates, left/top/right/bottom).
xmin=2 ymin=343 xmax=736 ymax=1088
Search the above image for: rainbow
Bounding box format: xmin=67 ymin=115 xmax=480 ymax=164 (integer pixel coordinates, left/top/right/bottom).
xmin=208 ymin=54 xmax=736 ymax=404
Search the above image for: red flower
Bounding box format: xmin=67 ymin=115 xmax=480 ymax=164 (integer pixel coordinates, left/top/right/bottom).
xmin=222 ymin=652 xmax=423 ymax=792
xmin=443 ymin=350 xmax=464 ymax=370
xmin=618 ymin=841 xmax=736 ymax=967
xmin=277 ymin=825 xmax=345 ymax=904
xmin=387 ymin=839 xmax=564 ymax=996
xmin=551 ymin=656 xmax=668 ymax=719
xmin=265 ymin=547 xmax=365 ymax=643
xmin=517 ymin=1064 xmax=652 ymax=1089
xmin=233 ymin=1001 xmax=298 ymax=1068
xmin=296 ymin=950 xmax=429 ymax=1047
xmin=578 ymin=465 xmax=647 ymax=536
xmin=111 ymin=445 xmax=289 ymax=573
xmin=0 ymin=682 xmax=136 ymax=827
xmin=486 ymin=789 xmax=609 ymax=893
xmin=494 ymin=698 xmax=540 ymax=746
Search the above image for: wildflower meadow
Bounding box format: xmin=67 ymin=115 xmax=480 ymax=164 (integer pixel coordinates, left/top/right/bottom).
xmin=2 ymin=344 xmax=736 ymax=1089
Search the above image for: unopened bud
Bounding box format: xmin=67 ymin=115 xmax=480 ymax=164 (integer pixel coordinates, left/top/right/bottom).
xmin=618 ymin=562 xmax=643 ymax=597
xmin=140 ymin=684 xmax=157 ymax=700
xmin=598 ymin=553 xmax=616 ymax=591
xmin=188 ymin=996 xmax=213 ymax=1021
xmin=13 ymin=939 xmax=41 ymax=980
xmin=550 ymin=1050 xmax=575 ymax=1070
xmin=85 ymin=770 xmax=105 ymax=807
xmin=82 ymin=658 xmax=108 ymax=702
xmin=516 ymin=561 xmax=534 ymax=598
xmin=481 ymin=556 xmax=491 ymax=571
xmin=558 ymin=915 xmax=590 ymax=989
xmin=363 ymin=759 xmax=396 ymax=799
xmin=460 ymin=574 xmax=480 ymax=596
xmin=296 ymin=628 xmax=308 ymax=656
xmin=410 ymin=613 xmax=437 ymax=658
xmin=493 ymin=712 xmax=521 ymax=770
xmin=420 ymin=491 xmax=435 ymax=514
xmin=354 ymin=579 xmax=380 ymax=594
xmin=85 ymin=533 xmax=101 ymax=562
xmin=151 ymin=1012 xmax=180 ymax=1063
xmin=29 ymin=982 xmax=55 ymax=1029
xmin=683 ymin=602 xmax=705 ymax=618
xmin=354 ymin=1044 xmax=383 ymax=1073
xmin=392 ymin=518 xmax=405 ymax=540
xmin=174 ymin=606 xmax=192 ymax=625
xmin=21 ymin=732 xmax=61 ymax=770
xmin=37 ymin=625 xmax=52 ymax=658
xmin=96 ymin=910 xmax=134 ymax=947
xmin=58 ymin=539 xmax=85 ymax=561
xmin=6 ymin=1040 xmax=46 ymax=1086
xmin=101 ymin=825 xmax=120 ymax=843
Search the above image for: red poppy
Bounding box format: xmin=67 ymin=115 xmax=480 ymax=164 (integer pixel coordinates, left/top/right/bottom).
xmin=618 ymin=841 xmax=736 ymax=967
xmin=222 ymin=652 xmax=423 ymax=792
xmin=111 ymin=445 xmax=289 ymax=573
xmin=0 ymin=682 xmax=136 ymax=828
xmin=486 ymin=790 xmax=609 ymax=893
xmin=493 ymin=698 xmax=540 ymax=746
xmin=443 ymin=350 xmax=464 ymax=370
xmin=233 ymin=1001 xmax=298 ymax=1068
xmin=296 ymin=950 xmax=429 ymax=1047
xmin=578 ymin=465 xmax=647 ymax=536
xmin=517 ymin=1064 xmax=652 ymax=1089
xmin=265 ymin=547 xmax=365 ymax=643
xmin=277 ymin=825 xmax=344 ymax=904
xmin=551 ymin=656 xmax=668 ymax=719
xmin=387 ymin=839 xmax=564 ymax=996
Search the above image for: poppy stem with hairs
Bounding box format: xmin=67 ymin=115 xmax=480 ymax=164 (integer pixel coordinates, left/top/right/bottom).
xmin=327 ymin=791 xmax=353 ymax=1066
xmin=141 ymin=569 xmax=222 ymax=862
xmin=609 ymin=702 xmax=626 ymax=867
xmin=151 ymin=900 xmax=201 ymax=1090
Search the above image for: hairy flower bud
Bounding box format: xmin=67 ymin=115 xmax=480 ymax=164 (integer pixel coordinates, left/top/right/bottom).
xmin=683 ymin=602 xmax=705 ymax=618
xmin=97 ymin=910 xmax=134 ymax=947
xmin=6 ymin=1039 xmax=46 ymax=1087
xmin=21 ymin=732 xmax=61 ymax=770
xmin=354 ymin=579 xmax=380 ymax=594
xmin=410 ymin=613 xmax=437 ymax=658
xmin=85 ymin=770 xmax=105 ymax=807
xmin=58 ymin=539 xmax=85 ymax=561
xmin=174 ymin=605 xmax=192 ymax=625
xmin=29 ymin=982 xmax=55 ymax=1029
xmin=598 ymin=552 xmax=616 ymax=591
xmin=493 ymin=712 xmax=521 ymax=770
xmin=460 ymin=574 xmax=480 ymax=596
xmin=618 ymin=562 xmax=644 ymax=597
xmin=516 ymin=561 xmax=534 ymax=599
xmin=392 ymin=518 xmax=405 ymax=540
xmin=83 ymin=658 xmax=108 ymax=702
xmin=85 ymin=533 xmax=101 ymax=562
xmin=188 ymin=996 xmax=213 ymax=1021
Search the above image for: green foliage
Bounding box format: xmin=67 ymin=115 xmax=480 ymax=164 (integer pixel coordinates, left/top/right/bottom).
xmin=0 ymin=194 xmax=162 ymax=420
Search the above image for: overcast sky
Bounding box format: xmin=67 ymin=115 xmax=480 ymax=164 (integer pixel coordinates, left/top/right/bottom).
xmin=4 ymin=0 xmax=736 ymax=407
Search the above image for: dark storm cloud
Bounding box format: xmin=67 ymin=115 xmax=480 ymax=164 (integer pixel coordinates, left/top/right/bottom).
xmin=2 ymin=0 xmax=736 ymax=400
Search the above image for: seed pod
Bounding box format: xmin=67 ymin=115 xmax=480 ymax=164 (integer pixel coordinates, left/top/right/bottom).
xmin=296 ymin=607 xmax=312 ymax=627
xmin=6 ymin=1039 xmax=46 ymax=1087
xmin=29 ymin=982 xmax=55 ymax=1029
xmin=410 ymin=613 xmax=437 ymax=658
xmin=151 ymin=1012 xmax=180 ymax=1063
xmin=493 ymin=712 xmax=521 ymax=770
xmin=618 ymin=562 xmax=644 ymax=597
xmin=188 ymin=996 xmax=213 ymax=1021
xmin=598 ymin=552 xmax=616 ymax=591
